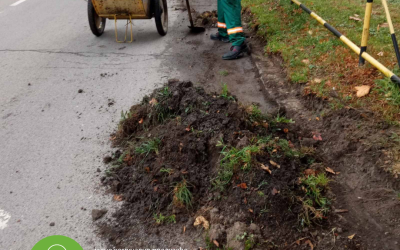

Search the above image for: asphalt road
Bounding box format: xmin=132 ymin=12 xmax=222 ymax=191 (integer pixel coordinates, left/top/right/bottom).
xmin=0 ymin=0 xmax=272 ymax=249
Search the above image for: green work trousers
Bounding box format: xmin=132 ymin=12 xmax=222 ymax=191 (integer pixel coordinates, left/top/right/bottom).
xmin=217 ymin=0 xmax=245 ymax=46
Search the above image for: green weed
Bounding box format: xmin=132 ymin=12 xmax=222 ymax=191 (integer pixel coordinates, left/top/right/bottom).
xmin=213 ymin=142 xmax=261 ymax=191
xmin=248 ymin=105 xmax=264 ymax=123
xmin=300 ymin=173 xmax=330 ymax=226
xmin=135 ymin=138 xmax=161 ymax=157
xmin=153 ymin=213 xmax=176 ymax=224
xmin=220 ymin=83 xmax=235 ymax=101
xmin=274 ymin=113 xmax=294 ymax=124
xmin=257 ymin=180 xmax=268 ymax=189
xmin=120 ymin=110 xmax=132 ymax=122
xmin=219 ymin=70 xmax=229 ymax=76
xmin=160 ymin=168 xmax=174 ymax=175
xmin=235 ymin=233 xmax=255 ymax=250
xmin=173 ymin=180 xmax=193 ymax=208
xmin=154 ymin=103 xmax=171 ymax=123
xmin=302 ymin=173 xmax=330 ymax=207
xmin=158 ymin=87 xmax=171 ymax=99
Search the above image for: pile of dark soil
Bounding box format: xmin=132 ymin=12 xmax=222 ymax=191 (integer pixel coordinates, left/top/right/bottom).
xmin=100 ymin=80 xmax=362 ymax=249
xmin=195 ymin=10 xmax=218 ymax=28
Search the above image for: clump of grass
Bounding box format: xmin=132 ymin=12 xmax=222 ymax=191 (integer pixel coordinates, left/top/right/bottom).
xmin=219 ymin=70 xmax=229 ymax=76
xmin=220 ymin=83 xmax=235 ymax=101
xmin=160 ymin=168 xmax=174 ymax=175
xmin=120 ymin=110 xmax=132 ymax=122
xmin=236 ymin=233 xmax=256 ymax=250
xmin=247 ymin=105 xmax=265 ymax=123
xmin=274 ymin=113 xmax=294 ymax=124
xmin=135 ymin=138 xmax=161 ymax=157
xmin=300 ymin=173 xmax=330 ymax=226
xmin=277 ymin=139 xmax=302 ymax=158
xmin=154 ymin=102 xmax=171 ymax=123
xmin=213 ymin=140 xmax=261 ymax=191
xmin=302 ymin=173 xmax=329 ymax=207
xmin=173 ymin=180 xmax=193 ymax=208
xmin=158 ymin=87 xmax=171 ymax=99
xmin=260 ymin=136 xmax=302 ymax=159
xmin=375 ymin=78 xmax=400 ymax=107
xmin=153 ymin=213 xmax=176 ymax=224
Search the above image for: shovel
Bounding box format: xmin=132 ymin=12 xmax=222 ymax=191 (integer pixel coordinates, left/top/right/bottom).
xmin=185 ymin=0 xmax=206 ymax=33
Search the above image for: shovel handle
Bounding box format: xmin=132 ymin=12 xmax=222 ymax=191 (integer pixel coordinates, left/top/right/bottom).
xmin=185 ymin=0 xmax=194 ymax=27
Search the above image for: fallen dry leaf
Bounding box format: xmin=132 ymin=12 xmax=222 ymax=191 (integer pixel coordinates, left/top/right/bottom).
xmin=271 ymin=188 xmax=280 ymax=195
xmin=377 ymin=51 xmax=384 ymax=57
xmin=325 ymin=167 xmax=337 ymax=175
xmin=185 ymin=125 xmax=191 ymax=132
xmin=304 ymin=169 xmax=316 ymax=177
xmin=302 ymin=59 xmax=310 ymax=65
xmin=237 ymin=183 xmax=248 ymax=189
xmin=304 ymin=239 xmax=314 ymax=250
xmin=284 ymin=128 xmax=289 ymax=133
xmin=249 ymin=208 xmax=254 ymax=213
xmin=334 ymin=209 xmax=349 ymax=213
xmin=183 ymin=226 xmax=186 ymax=233
xmin=261 ymin=164 xmax=272 ymax=174
xmin=349 ymin=16 xmax=362 ymax=21
xmin=149 ymin=98 xmax=158 ymax=107
xmin=270 ymin=160 xmax=281 ymax=169
xmin=213 ymin=240 xmax=219 ymax=247
xmin=348 ymin=234 xmax=356 ymax=240
xmin=194 ymin=216 xmax=210 ymax=230
xmin=113 ymin=194 xmax=123 ymax=202
xmin=262 ymin=122 xmax=269 ymax=129
xmin=314 ymin=78 xmax=322 ymax=84
xmin=355 ymin=85 xmax=371 ymax=98
xmin=312 ymin=132 xmax=323 ymax=141
xmin=138 ymin=118 xmax=144 ymax=124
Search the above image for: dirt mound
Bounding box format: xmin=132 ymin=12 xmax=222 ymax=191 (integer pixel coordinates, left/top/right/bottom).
xmin=98 ymin=80 xmax=366 ymax=249
xmin=195 ymin=10 xmax=218 ymax=28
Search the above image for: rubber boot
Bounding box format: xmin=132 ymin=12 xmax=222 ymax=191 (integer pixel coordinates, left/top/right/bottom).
xmin=210 ymin=32 xmax=230 ymax=43
xmin=222 ymin=43 xmax=249 ymax=60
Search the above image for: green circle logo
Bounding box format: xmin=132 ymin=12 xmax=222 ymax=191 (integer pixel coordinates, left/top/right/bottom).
xmin=32 ymin=235 xmax=83 ymax=250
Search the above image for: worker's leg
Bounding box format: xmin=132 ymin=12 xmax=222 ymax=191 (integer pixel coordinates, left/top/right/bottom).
xmin=222 ymin=0 xmax=247 ymax=60
xmin=217 ymin=0 xmax=228 ymax=37
xmin=211 ymin=0 xmax=229 ymax=42
xmin=224 ymin=0 xmax=245 ymax=46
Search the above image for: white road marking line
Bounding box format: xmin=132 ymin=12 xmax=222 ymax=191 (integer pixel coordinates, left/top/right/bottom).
xmin=0 ymin=209 xmax=11 ymax=230
xmin=10 ymin=0 xmax=27 ymax=6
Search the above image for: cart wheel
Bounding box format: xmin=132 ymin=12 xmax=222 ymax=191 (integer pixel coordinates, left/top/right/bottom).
xmin=155 ymin=0 xmax=168 ymax=36
xmin=88 ymin=0 xmax=106 ymax=37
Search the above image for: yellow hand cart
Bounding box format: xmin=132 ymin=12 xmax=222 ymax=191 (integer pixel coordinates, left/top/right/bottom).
xmin=88 ymin=0 xmax=168 ymax=42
